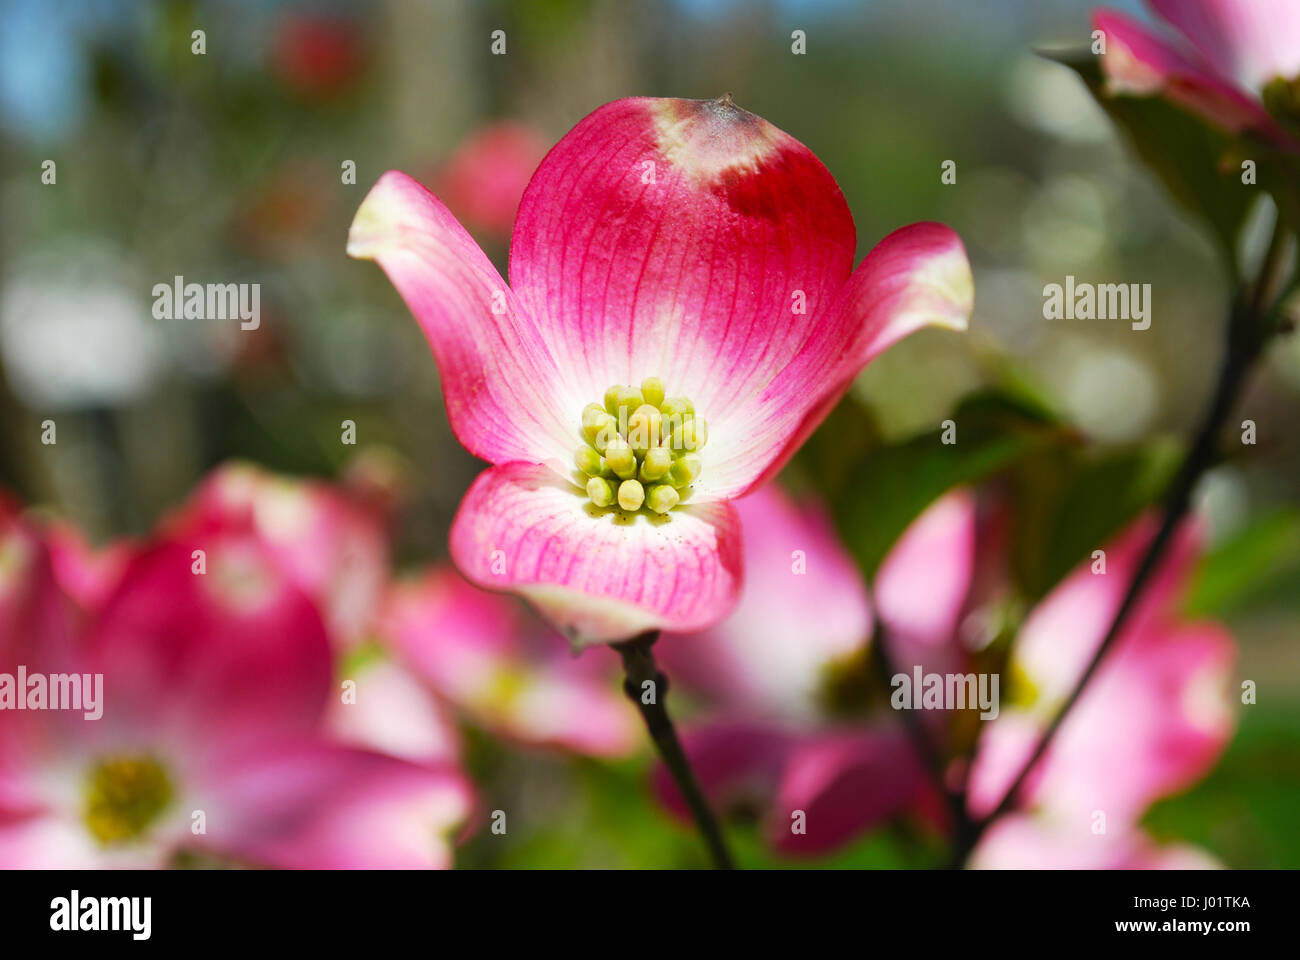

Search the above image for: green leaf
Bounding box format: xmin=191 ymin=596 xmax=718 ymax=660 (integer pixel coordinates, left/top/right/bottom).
xmin=834 ymin=389 xmax=1068 ymax=578
xmin=1043 ymin=48 xmax=1255 ymax=269
xmin=1185 ymin=508 xmax=1300 ymax=616
xmin=1144 ymin=703 xmax=1300 ymax=868
xmin=1013 ymin=439 xmax=1183 ymax=601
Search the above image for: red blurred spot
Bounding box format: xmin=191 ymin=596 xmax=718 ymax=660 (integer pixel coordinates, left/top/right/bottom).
xmin=274 ymin=14 xmax=365 ymax=98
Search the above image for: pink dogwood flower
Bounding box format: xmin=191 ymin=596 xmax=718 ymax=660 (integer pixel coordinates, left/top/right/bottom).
xmin=965 ymin=513 xmax=1236 ymax=867
xmin=871 ymin=490 xmax=1235 ymax=867
xmin=969 ymin=815 xmax=1221 ymax=869
xmin=0 ymin=498 xmax=473 ymax=869
xmin=1093 ymin=1 xmax=1300 ymax=148
xmin=654 ymin=486 xmax=1236 ymax=865
xmin=42 ymin=520 xmax=137 ymax=614
xmin=348 ymin=95 xmax=972 ymax=646
xmin=156 ymin=460 xmax=465 ymax=767
xmin=162 ymin=461 xmax=390 ymax=650
xmin=381 ymin=565 xmax=640 ymax=758
xmin=325 ymin=654 xmax=464 ymax=768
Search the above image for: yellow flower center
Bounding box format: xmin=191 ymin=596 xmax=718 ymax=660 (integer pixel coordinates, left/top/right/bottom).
xmin=83 ymin=754 xmax=174 ymax=846
xmin=573 ymin=377 xmax=706 ymax=515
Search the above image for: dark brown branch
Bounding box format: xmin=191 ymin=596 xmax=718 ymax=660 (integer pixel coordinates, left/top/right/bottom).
xmin=612 ymin=631 xmax=735 ymax=869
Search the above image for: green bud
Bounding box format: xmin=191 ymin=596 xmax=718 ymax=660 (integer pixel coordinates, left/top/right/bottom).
xmin=605 ymin=438 xmax=637 ymax=480
xmin=640 ymin=446 xmax=672 ymax=482
xmin=1262 ymin=76 xmax=1300 ymax=128
xmin=589 ymin=414 xmax=619 ymax=453
xmin=672 ymin=417 xmax=707 ymax=453
xmin=581 ymin=403 xmax=607 ymax=434
xmin=669 ymin=453 xmax=701 ymax=488
xmin=645 ymin=483 xmax=679 ymax=515
xmin=641 ymin=376 xmax=666 ymax=408
xmin=586 ymin=476 xmax=616 ymax=508
xmin=575 ymin=445 xmax=607 ymax=477
xmin=580 ymin=382 xmax=702 ymax=505
xmin=659 ymin=397 xmax=691 ymax=422
xmin=627 ymin=404 xmax=662 ymax=456
xmin=603 ymin=384 xmax=622 ymax=416
xmin=668 ymin=421 xmax=686 ymax=453
xmin=617 ymin=478 xmax=645 ymax=512
xmin=614 ymin=386 xmax=645 ymax=420
xmin=659 ymin=415 xmax=684 ymax=446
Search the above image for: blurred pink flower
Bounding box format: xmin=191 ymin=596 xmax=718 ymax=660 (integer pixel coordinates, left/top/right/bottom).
xmin=167 ymin=461 xmax=466 ymax=768
xmin=658 ymin=486 xmax=871 ymax=720
xmin=653 ymin=486 xmax=1236 ymax=865
xmin=0 ymin=497 xmax=473 ymax=869
xmin=43 ymin=520 xmax=136 ymax=614
xmin=381 ymin=565 xmax=640 ymax=758
xmin=348 ymin=96 xmax=972 ymax=647
xmin=653 ymin=485 xmax=936 ymax=857
xmin=863 ymin=489 xmax=1235 ymax=867
xmin=970 ymin=814 xmax=1221 ymax=869
xmin=965 ymin=515 xmax=1236 ymax=867
xmin=325 ymin=655 xmax=464 ymax=768
xmin=433 ymin=123 xmax=549 ymax=240
xmin=874 ymin=488 xmax=982 ymax=681
xmin=1093 ymin=1 xmax=1300 ymax=147
xmin=162 ymin=461 xmax=389 ymax=650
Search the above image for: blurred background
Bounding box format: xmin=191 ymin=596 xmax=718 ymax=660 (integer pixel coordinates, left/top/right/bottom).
xmin=1 ymin=0 xmax=1297 ymax=867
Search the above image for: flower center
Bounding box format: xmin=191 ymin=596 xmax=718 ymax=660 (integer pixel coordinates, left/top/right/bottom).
xmin=574 ymin=376 xmax=706 ymax=515
xmin=83 ymin=754 xmax=174 ymax=846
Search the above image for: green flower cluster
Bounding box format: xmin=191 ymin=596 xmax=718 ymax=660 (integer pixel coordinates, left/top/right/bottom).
xmin=574 ymin=376 xmax=706 ymax=514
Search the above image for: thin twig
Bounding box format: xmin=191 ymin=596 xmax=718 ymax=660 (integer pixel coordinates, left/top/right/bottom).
xmin=869 ymin=618 xmax=976 ymax=860
xmin=613 ymin=631 xmax=735 ymax=869
xmin=957 ymin=281 xmax=1274 ymax=861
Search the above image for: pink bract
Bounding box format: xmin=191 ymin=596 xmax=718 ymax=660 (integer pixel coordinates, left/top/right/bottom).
xmin=970 ymin=814 xmax=1222 ymax=870
xmin=872 ymin=492 xmax=1235 ymax=867
xmin=966 ymin=517 xmax=1236 ymax=833
xmin=1093 ymin=1 xmax=1300 ymax=148
xmin=653 ymin=486 xmax=1236 ymax=865
xmin=0 ymin=496 xmax=473 ymax=869
xmin=163 ymin=461 xmax=390 ymax=650
xmin=382 ymin=565 xmax=640 ymax=758
xmin=654 ymin=485 xmax=935 ymax=855
xmin=657 ymin=484 xmax=870 ymax=720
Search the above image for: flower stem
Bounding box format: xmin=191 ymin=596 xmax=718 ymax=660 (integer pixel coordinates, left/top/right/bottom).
xmin=955 ymin=265 xmax=1281 ymax=863
xmin=612 ymin=630 xmax=735 ymax=869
